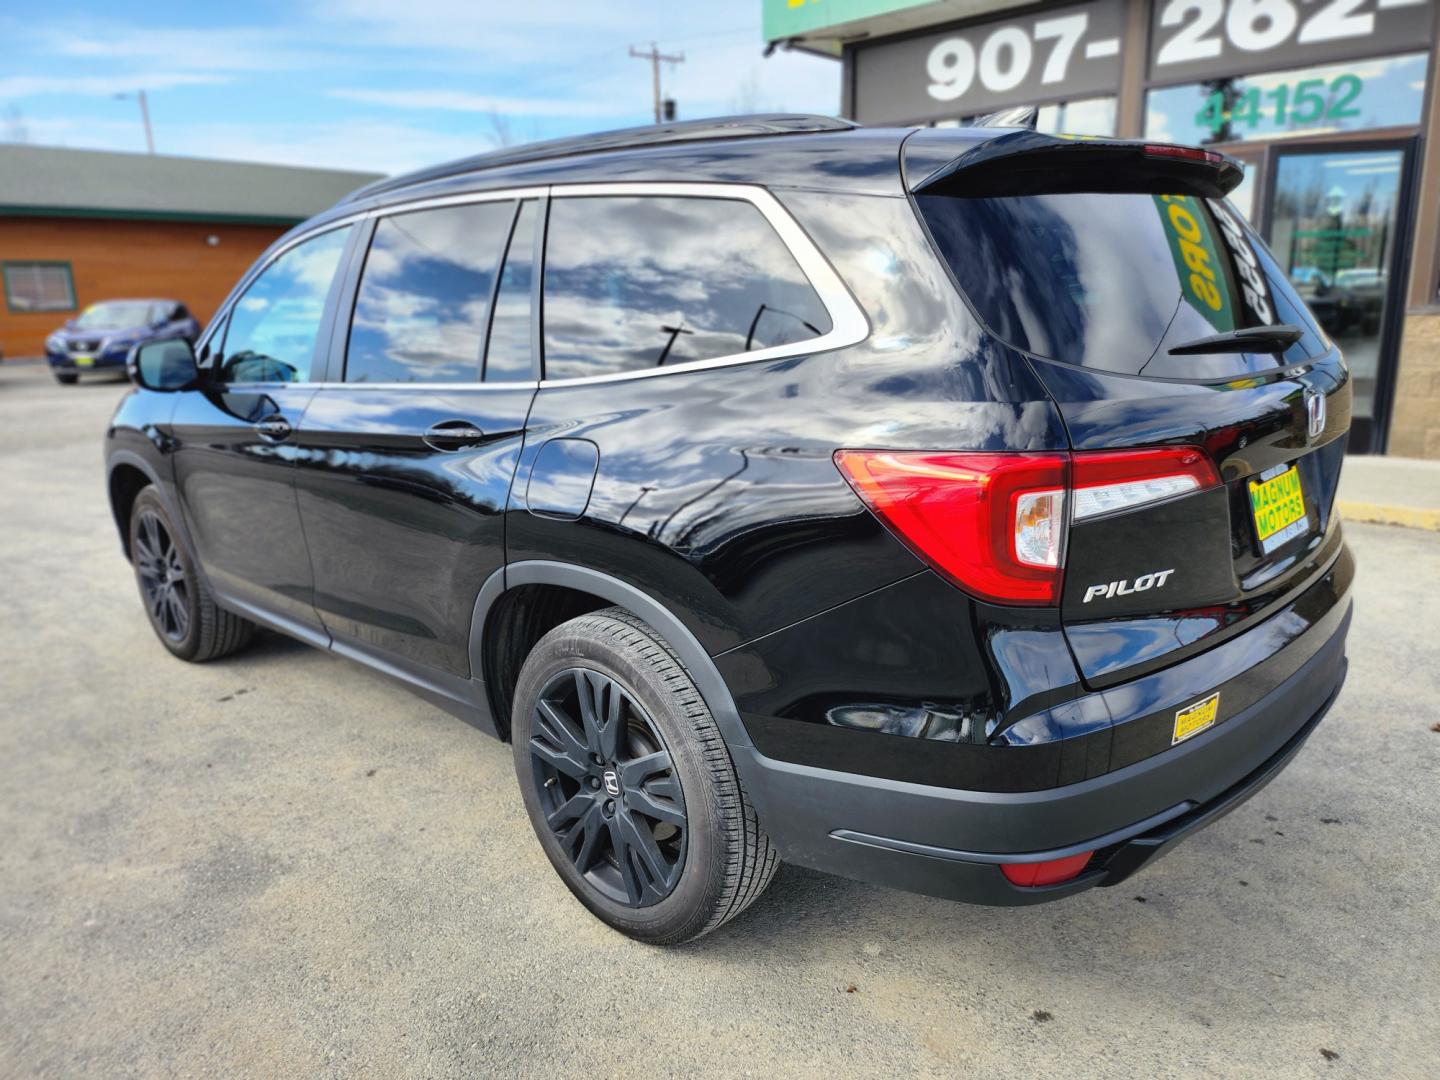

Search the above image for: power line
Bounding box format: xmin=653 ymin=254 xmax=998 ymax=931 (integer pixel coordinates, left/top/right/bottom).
xmin=629 ymin=42 xmax=684 ymax=124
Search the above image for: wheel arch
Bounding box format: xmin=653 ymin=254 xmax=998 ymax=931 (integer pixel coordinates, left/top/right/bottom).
xmin=470 ymin=561 xmax=754 ymax=754
xmin=106 ymin=452 xmax=175 ymax=562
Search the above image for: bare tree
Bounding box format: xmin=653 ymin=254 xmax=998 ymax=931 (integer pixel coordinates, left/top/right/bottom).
xmin=727 ymin=69 xmax=771 ymax=115
xmin=483 ymin=109 xmax=541 ymax=150
xmin=3 ymin=104 xmax=29 ymax=144
xmin=484 ymin=109 xmax=516 ymax=147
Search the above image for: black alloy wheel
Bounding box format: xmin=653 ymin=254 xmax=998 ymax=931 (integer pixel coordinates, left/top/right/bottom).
xmin=126 ymin=486 xmax=255 ymax=662
xmin=528 ymin=667 xmax=687 ymax=908
xmin=133 ymin=509 xmax=191 ymax=643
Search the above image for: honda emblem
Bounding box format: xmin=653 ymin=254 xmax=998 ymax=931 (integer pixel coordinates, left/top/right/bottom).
xmin=1305 ymin=389 xmax=1326 ymax=440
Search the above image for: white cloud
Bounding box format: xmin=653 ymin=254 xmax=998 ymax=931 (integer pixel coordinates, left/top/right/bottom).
xmin=42 ymin=26 xmax=329 ymax=73
xmin=327 ymin=88 xmax=623 ymax=117
xmin=148 ymin=119 xmax=489 ymax=174
xmin=0 ymin=73 xmax=230 ymax=100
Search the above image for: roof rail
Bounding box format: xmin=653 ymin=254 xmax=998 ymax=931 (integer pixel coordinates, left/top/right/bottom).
xmin=344 ymin=114 xmax=860 ymax=202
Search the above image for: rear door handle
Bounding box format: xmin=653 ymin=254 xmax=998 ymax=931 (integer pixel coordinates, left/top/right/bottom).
xmin=255 ymin=415 xmax=292 ymax=442
xmin=423 ymin=420 xmax=486 ymax=452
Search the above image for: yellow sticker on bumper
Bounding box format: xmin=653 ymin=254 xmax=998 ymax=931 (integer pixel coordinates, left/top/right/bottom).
xmin=1173 ymin=692 xmax=1219 ymax=745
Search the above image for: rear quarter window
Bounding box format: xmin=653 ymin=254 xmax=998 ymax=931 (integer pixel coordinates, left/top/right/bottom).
xmin=541 ymin=195 xmax=832 ymax=381
xmin=916 ymin=191 xmax=1327 ymax=380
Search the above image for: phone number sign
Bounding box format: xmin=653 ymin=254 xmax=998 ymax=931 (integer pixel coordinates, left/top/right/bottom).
xmin=1149 ymin=0 xmax=1436 ymax=84
xmin=851 ymin=0 xmax=1126 ymax=124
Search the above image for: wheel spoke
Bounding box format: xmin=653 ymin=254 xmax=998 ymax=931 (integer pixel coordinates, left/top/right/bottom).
xmin=572 ymin=670 xmax=611 ymax=758
xmin=614 ymin=811 xmax=673 ymax=901
xmin=618 ymin=749 xmax=671 ymax=788
xmin=571 ymin=803 xmax=608 ymax=874
xmin=529 ymin=736 xmax=589 ymax=782
xmin=142 ymin=514 xmax=164 ymax=560
xmin=608 ymin=816 xmax=645 ymax=905
xmin=168 ymin=590 xmax=190 ymax=637
xmin=533 ymin=700 xmax=591 ymax=777
xmin=626 ymin=784 xmax=686 ymax=827
xmin=545 ymin=790 xmax=593 ymax=831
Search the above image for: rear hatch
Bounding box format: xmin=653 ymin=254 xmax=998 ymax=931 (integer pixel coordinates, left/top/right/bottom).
xmin=905 ymin=129 xmax=1350 ymax=687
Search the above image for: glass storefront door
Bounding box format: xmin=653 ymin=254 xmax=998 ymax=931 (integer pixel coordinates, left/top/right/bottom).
xmin=1266 ymin=143 xmax=1413 ymax=454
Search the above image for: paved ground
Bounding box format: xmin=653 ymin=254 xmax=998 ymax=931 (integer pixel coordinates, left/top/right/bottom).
xmin=1338 ymin=454 xmax=1440 ymax=532
xmin=1 ymin=360 xmax=1437 ymax=1080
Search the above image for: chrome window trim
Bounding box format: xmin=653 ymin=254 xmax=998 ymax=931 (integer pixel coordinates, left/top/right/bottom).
xmin=537 ymin=181 xmax=869 ymax=387
xmin=199 ymin=181 xmax=868 ymax=391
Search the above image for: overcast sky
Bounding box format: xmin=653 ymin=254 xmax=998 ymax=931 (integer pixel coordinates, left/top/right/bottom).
xmin=0 ymin=0 xmax=841 ymax=176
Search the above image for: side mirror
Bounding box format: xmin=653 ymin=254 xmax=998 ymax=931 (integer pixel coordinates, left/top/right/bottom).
xmin=129 ymin=338 xmax=200 ymax=392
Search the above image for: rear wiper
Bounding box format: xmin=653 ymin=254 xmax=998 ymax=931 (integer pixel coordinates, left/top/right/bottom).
xmin=1168 ymin=324 xmax=1304 ymax=355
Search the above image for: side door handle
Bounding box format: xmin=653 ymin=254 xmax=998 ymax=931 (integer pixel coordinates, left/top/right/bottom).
xmin=423 ymin=420 xmax=486 ymax=452
xmin=255 ymin=415 xmax=292 ymax=442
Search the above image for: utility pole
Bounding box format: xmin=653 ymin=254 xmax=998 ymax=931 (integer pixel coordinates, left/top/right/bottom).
xmin=114 ymin=90 xmax=155 ymax=154
xmin=629 ymin=42 xmax=684 ymax=124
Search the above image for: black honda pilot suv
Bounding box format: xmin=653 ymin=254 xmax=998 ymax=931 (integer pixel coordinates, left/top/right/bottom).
xmin=107 ymin=115 xmax=1352 ymax=944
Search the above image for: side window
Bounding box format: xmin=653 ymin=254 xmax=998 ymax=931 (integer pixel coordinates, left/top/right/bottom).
xmin=220 ymin=225 xmax=352 ymax=384
xmin=482 ymin=199 xmax=539 ymax=382
xmin=542 ymin=196 xmax=832 ymax=381
xmin=346 ymin=201 xmax=516 ymax=384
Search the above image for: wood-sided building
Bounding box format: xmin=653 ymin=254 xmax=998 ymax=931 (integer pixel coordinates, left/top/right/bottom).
xmin=0 ymin=146 xmax=381 ymax=359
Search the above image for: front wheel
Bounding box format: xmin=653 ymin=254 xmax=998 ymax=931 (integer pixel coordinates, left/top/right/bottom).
xmin=129 ymin=487 xmax=255 ymax=661
xmin=511 ymin=608 xmax=778 ymax=944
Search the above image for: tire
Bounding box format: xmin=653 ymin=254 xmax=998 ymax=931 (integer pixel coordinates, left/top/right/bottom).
xmin=54 ymin=373 xmax=78 ymax=385
xmin=511 ymin=607 xmax=779 ymax=944
xmin=128 ymin=486 xmax=256 ymax=662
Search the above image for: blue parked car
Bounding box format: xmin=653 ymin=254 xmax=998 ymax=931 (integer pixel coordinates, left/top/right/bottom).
xmin=46 ymin=299 xmax=199 ymax=384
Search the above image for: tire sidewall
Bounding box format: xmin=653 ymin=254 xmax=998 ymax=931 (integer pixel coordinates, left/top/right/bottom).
xmin=511 ymin=617 xmax=730 ymax=943
xmin=129 ymin=489 xmax=203 ymax=661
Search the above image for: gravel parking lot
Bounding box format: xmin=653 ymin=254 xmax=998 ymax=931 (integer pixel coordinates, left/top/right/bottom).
xmin=2 ymin=359 xmax=1437 ymax=1079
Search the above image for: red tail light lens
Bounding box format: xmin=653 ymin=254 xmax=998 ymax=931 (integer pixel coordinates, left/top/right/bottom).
xmin=835 ymin=446 xmax=1218 ymax=607
xmin=834 ymin=451 xmax=1067 ymax=606
xmin=1000 ymin=851 xmax=1093 ymax=887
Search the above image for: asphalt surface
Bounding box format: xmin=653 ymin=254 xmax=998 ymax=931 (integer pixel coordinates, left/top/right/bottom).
xmin=1 ymin=360 xmax=1437 ymax=1079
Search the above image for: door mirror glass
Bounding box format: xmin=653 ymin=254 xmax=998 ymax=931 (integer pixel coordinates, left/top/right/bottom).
xmin=130 ymin=338 xmax=199 ymax=391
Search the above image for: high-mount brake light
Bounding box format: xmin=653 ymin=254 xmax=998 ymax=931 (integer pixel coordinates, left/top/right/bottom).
xmin=834 ymin=447 xmax=1219 ymax=607
xmin=1144 ymin=142 xmax=1225 ymax=165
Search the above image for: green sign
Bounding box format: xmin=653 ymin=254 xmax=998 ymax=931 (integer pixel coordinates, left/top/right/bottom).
xmin=1153 ymin=195 xmax=1235 ymax=335
xmin=762 ymin=0 xmax=936 ymax=43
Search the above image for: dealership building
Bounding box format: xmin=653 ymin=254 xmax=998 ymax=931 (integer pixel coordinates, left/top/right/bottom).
xmin=766 ymin=0 xmax=1440 ymax=457
xmin=0 ymin=146 xmax=380 ymax=361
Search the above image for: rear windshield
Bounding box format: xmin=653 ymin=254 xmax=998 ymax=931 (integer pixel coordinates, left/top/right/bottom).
xmin=916 ymin=192 xmax=1327 ymax=379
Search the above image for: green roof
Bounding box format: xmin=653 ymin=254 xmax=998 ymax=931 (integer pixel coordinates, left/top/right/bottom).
xmin=0 ymin=145 xmax=384 ymax=225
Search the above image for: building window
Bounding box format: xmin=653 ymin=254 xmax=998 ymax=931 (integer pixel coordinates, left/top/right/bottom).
xmin=1144 ymin=53 xmax=1428 ymax=146
xmin=3 ymin=262 xmax=76 ymax=313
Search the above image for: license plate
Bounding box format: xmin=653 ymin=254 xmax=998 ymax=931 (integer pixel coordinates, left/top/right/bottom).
xmin=73 ymin=354 xmax=94 ymax=367
xmin=1173 ymin=692 xmax=1219 ymax=745
xmin=1248 ymin=464 xmax=1307 ymax=554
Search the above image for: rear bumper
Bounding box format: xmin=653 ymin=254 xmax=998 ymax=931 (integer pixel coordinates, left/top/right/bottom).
xmin=735 ymin=598 xmax=1350 ymax=906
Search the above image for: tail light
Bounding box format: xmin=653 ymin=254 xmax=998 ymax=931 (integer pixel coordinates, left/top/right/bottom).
xmin=834 ymin=446 xmax=1219 ymax=606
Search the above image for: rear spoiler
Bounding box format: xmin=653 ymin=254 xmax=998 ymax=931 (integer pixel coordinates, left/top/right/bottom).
xmin=908 ymin=130 xmax=1244 ymax=199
